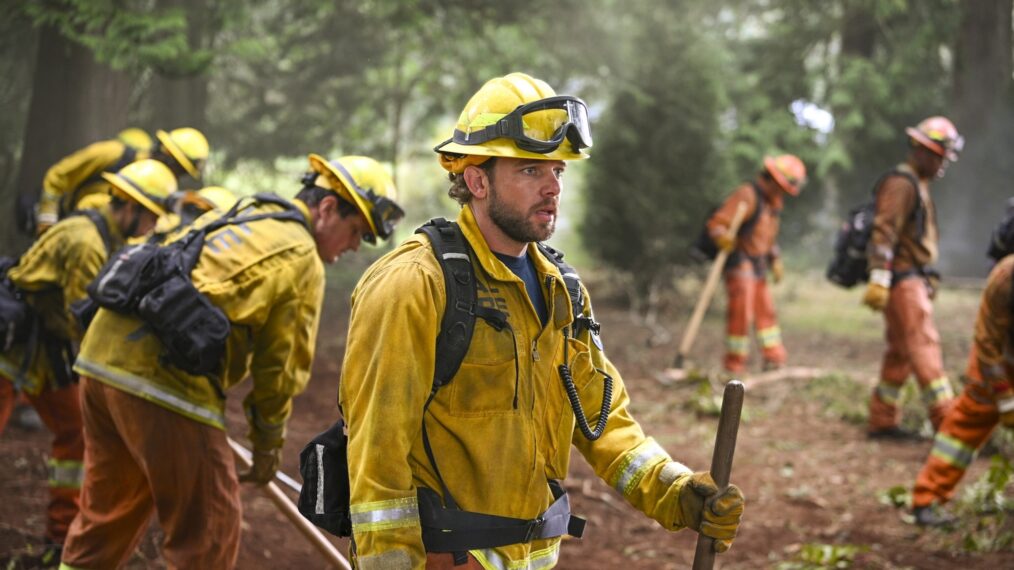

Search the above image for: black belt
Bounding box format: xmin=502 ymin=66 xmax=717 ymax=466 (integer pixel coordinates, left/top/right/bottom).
xmin=891 ymin=266 xmax=939 ymax=287
xmin=418 ymin=480 xmax=585 ymax=553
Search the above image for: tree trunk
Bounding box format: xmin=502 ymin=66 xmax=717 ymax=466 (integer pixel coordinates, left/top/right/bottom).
xmin=937 ymin=0 xmax=1013 ymax=277
xmin=8 ymin=25 xmax=131 ymax=253
xmin=145 ymin=0 xmax=213 ymax=138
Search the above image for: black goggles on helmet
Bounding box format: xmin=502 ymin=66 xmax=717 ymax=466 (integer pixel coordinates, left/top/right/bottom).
xmin=453 ymin=95 xmax=593 ymax=155
xmin=303 ymin=166 xmax=405 ymax=245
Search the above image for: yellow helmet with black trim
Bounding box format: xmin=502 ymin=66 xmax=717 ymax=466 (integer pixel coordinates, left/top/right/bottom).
xmin=101 ymin=159 xmax=177 ymax=216
xmin=434 ymin=72 xmax=592 ymax=173
xmin=156 ymin=127 xmax=210 ymax=179
xmin=306 ymin=154 xmax=404 ymax=244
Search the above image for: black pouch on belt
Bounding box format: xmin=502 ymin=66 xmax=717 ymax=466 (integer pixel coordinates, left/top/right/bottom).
xmin=88 ymin=243 xmax=167 ymax=313
xmin=136 ymin=273 xmax=230 ymax=377
xmin=297 ymin=419 xmax=353 ymax=538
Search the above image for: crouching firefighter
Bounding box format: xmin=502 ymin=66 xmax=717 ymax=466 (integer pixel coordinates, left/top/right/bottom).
xmin=58 ymin=154 xmax=404 ymax=570
xmin=909 ymin=216 xmax=1014 ymax=527
xmin=0 ymin=159 xmax=176 ymax=560
xmin=337 ymin=73 xmax=745 ymax=570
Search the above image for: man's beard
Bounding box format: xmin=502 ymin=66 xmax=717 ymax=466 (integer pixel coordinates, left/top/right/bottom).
xmin=488 ymin=182 xmax=556 ymax=244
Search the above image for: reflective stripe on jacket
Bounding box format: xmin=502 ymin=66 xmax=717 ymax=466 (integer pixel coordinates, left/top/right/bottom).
xmin=339 ymin=206 xmax=690 ymax=570
xmin=867 ymin=162 xmax=938 ymax=273
xmin=0 ymin=207 xmax=123 ymax=393
xmin=74 ymin=198 xmax=324 ymax=450
xmin=39 ymin=140 xmax=148 ymax=224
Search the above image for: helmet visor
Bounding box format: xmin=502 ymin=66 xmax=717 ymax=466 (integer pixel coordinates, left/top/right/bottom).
xmin=454 ymin=95 xmax=593 ymax=155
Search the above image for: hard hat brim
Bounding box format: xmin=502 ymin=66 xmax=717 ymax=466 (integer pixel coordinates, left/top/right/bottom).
xmin=434 ymin=138 xmax=589 ymax=162
xmin=307 ymin=153 xmax=380 ymax=237
xmin=157 ymin=129 xmax=201 ymax=179
xmin=763 ymin=156 xmax=801 ymax=196
xmin=101 ymin=172 xmax=168 ymax=217
xmin=905 ymin=127 xmax=953 ymax=160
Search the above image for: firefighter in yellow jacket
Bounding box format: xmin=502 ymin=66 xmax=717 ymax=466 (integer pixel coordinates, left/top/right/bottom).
xmin=0 ymin=159 xmax=175 ymax=561
xmin=863 ymin=117 xmax=964 ymax=439
xmin=58 ymin=154 xmax=404 ymax=570
xmin=339 ymin=73 xmax=744 ymax=570
xmin=35 ymin=127 xmax=210 ymax=234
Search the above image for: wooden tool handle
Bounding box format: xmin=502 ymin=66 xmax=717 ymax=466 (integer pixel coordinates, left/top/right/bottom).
xmin=691 ymin=380 xmax=745 ymax=570
xmin=228 ymin=437 xmax=351 ymax=570
xmin=674 ymin=201 xmax=750 ymax=368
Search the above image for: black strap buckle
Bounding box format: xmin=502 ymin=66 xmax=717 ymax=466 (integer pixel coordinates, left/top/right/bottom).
xmin=524 ymin=516 xmax=546 ymax=542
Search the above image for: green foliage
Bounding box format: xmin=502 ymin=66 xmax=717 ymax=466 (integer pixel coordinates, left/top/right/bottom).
xmin=582 ymin=2 xmax=733 ymax=303
xmin=953 ymin=454 xmax=1014 ymax=553
xmin=802 ymin=374 xmax=868 ymax=424
xmin=21 ymin=0 xmax=212 ymax=74
xmin=775 ymin=543 xmax=869 ymax=569
xmin=877 ymin=484 xmax=911 ymax=509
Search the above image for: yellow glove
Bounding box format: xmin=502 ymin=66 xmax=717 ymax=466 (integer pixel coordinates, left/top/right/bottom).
xmin=998 ymin=397 xmax=1014 ymax=429
xmin=674 ymin=471 xmax=745 ymax=553
xmin=862 ymin=269 xmax=891 ymax=311
xmin=714 ymin=233 xmax=736 ymax=253
xmin=771 ymin=258 xmax=784 ymax=284
xmin=238 ymin=446 xmax=281 ymax=485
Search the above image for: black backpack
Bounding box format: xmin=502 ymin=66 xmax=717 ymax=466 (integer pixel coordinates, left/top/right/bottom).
xmin=826 ymin=171 xmax=922 ymax=288
xmin=987 ymin=208 xmax=1014 ymax=263
xmin=298 ymin=218 xmax=592 ymax=548
xmin=689 ymin=183 xmax=764 ymax=262
xmin=87 ymin=194 xmax=308 ymax=377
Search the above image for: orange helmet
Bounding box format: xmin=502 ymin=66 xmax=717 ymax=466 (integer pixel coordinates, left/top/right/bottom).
xmin=763 ymin=154 xmax=807 ymax=196
xmin=906 ymin=116 xmax=963 ymax=161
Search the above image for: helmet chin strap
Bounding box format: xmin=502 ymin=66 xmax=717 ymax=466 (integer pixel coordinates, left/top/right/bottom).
xmin=124 ymin=203 xmax=143 ymax=237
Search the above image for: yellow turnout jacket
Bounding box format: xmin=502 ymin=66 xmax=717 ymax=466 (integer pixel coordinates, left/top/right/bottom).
xmin=39 ymin=139 xmax=147 ymax=226
xmin=74 ymin=197 xmax=324 ymax=451
xmin=339 ymin=206 xmax=691 ymax=570
xmin=0 ymin=207 xmax=124 ymax=393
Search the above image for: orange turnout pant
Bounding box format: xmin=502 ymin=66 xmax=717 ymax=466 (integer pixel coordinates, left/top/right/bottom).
xmin=0 ymin=377 xmax=84 ymax=544
xmin=60 ymin=377 xmax=241 ymax=570
xmin=868 ymin=278 xmax=953 ymax=431
xmin=913 ymin=371 xmax=1000 ymax=508
xmin=723 ymin=260 xmax=786 ymax=372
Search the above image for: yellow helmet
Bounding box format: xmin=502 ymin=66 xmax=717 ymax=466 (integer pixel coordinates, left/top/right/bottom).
xmin=193 ymin=186 xmax=238 ymax=212
xmin=306 ymin=154 xmax=404 ymax=243
xmin=117 ymin=127 xmax=153 ymax=151
xmin=434 ymin=72 xmax=592 ymax=173
xmin=156 ymin=127 xmax=210 ymax=179
xmin=101 ymin=159 xmax=177 ymax=216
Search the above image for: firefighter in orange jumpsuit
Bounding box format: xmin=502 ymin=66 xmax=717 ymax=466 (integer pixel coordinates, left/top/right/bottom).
xmin=707 ymin=155 xmax=806 ymax=373
xmin=910 ymin=227 xmax=1014 ymax=526
xmin=863 ymin=117 xmax=964 ymax=439
xmin=0 ymin=159 xmax=176 ymax=563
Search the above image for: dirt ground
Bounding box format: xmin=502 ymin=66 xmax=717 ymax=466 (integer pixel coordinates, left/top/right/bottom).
xmin=2 ymin=271 xmax=1013 ymax=569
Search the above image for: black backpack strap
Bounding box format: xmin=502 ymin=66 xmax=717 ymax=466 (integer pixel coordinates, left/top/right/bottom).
xmin=416 ymin=218 xmax=479 ymax=389
xmin=873 ymin=170 xmax=924 ymax=239
xmin=536 ymin=243 xmax=599 ymax=338
xmin=68 ymin=209 xmax=114 ymax=255
xmin=176 ymin=194 xmax=311 ymax=272
xmin=739 ymin=182 xmax=766 ymax=238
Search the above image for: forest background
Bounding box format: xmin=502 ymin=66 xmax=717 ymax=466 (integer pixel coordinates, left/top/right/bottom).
xmin=1 ymin=0 xmax=1012 ymax=313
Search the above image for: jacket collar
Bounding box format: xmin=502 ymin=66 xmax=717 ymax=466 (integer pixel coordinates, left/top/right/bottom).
xmin=456 ymin=205 xmax=572 ymax=329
